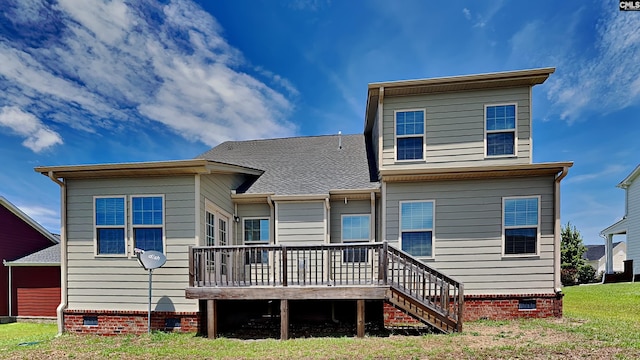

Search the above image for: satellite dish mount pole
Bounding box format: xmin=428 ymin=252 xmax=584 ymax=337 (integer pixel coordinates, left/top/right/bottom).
xmin=135 ymin=248 xmax=167 ymax=335
xmin=148 ymin=268 xmax=153 ymax=334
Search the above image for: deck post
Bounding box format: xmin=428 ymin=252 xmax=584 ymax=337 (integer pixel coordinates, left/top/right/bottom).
xmin=280 ymin=299 xmax=289 ymax=340
xmin=207 ymin=299 xmax=217 ymax=339
xmin=457 ymin=283 xmax=464 ymax=332
xmin=356 ymin=299 xmax=365 ymax=338
xmin=380 ymin=241 xmax=388 ymax=285
xmin=282 ymin=246 xmax=288 ymax=286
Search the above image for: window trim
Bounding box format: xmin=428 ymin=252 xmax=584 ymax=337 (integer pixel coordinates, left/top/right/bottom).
xmin=340 ymin=214 xmax=372 ymax=243
xmin=242 ymin=217 xmax=271 ymax=244
xmin=204 ymin=199 xmax=233 ymax=246
xmin=341 ymin=214 xmax=372 ymax=263
xmin=242 ymin=217 xmax=271 ymax=265
xmin=130 ymin=194 xmax=166 ymax=255
xmin=394 ymin=108 xmax=426 ymax=162
xmin=501 ymin=195 xmax=541 ymax=258
xmin=93 ymin=195 xmax=127 ymax=257
xmin=484 ymin=103 xmax=518 ymax=158
xmin=398 ymin=200 xmax=435 ymax=259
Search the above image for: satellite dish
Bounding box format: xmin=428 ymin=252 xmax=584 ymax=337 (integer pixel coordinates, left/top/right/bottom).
xmin=136 ymin=250 xmax=167 ymax=270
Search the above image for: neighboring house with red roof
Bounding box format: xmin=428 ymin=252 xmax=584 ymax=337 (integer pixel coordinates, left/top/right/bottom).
xmin=0 ymin=196 xmax=60 ymax=318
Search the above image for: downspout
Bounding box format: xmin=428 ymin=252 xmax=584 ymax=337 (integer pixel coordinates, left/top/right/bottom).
xmin=194 ymin=175 xmax=201 ymax=246
xmin=267 ymin=196 xmax=275 ymax=244
xmin=370 ymin=192 xmax=375 ymax=242
xmin=381 ymin=181 xmax=387 ymax=242
xmin=48 ymin=171 xmax=67 ymax=335
xmin=554 ymin=167 xmax=569 ymax=293
xmin=325 ymin=198 xmax=331 ymax=244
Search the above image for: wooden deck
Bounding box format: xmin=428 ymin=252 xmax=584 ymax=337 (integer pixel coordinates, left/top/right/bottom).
xmin=186 ymin=242 xmax=463 ymax=339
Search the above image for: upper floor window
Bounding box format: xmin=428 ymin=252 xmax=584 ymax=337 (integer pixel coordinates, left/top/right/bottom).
xmin=395 ymin=110 xmax=425 ymax=161
xmin=95 ymin=197 xmax=126 ymax=255
xmin=244 ymin=218 xmax=269 ymax=264
xmin=503 ymin=196 xmax=539 ymax=256
xmin=400 ymin=201 xmax=434 ymax=257
xmin=132 ymin=196 xmax=164 ymax=253
xmin=485 ymin=104 xmax=516 ymax=157
xmin=342 ymin=214 xmax=371 ymax=262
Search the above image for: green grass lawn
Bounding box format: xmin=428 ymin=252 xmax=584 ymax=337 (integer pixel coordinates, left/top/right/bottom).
xmin=1 ymin=283 xmax=639 ymax=359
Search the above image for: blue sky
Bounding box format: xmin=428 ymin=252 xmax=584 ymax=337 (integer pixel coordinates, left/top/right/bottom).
xmin=0 ymin=0 xmax=638 ymax=245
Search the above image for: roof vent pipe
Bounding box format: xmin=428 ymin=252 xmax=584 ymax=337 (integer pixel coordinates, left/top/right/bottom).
xmin=338 ymin=131 xmax=342 ymax=149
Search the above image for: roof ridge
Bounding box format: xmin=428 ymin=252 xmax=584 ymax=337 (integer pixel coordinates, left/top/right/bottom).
xmin=219 ymin=133 xmax=361 ymax=144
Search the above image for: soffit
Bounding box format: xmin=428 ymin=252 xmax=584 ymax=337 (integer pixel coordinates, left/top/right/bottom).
xmin=35 ymin=159 xmax=262 ymax=180
xmin=380 ymin=162 xmax=572 ymax=182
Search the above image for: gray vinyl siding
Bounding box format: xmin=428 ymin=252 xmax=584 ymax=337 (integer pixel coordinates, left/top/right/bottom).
xmin=199 ymin=173 xmax=247 ymax=245
xmin=276 ymin=201 xmax=326 ymax=244
xmin=65 ymin=176 xmax=197 ymax=312
xmin=384 ymin=175 xmax=555 ymax=295
xmin=329 ymin=200 xmax=371 ymax=244
xmin=381 ymin=87 xmax=532 ymax=169
xmin=627 ymin=178 xmax=640 ymax=274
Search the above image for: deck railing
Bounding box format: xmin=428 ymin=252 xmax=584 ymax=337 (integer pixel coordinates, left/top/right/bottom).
xmin=189 ymin=243 xmax=384 ymax=287
xmin=188 ymin=242 xmax=463 ymax=330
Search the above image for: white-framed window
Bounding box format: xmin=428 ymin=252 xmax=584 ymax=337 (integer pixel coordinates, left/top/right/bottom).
xmin=395 ymin=109 xmax=426 ymax=161
xmin=503 ymin=196 xmax=540 ymax=256
xmin=205 ymin=211 xmax=215 ymax=246
xmin=341 ymin=214 xmax=371 ymax=263
xmin=399 ymin=201 xmax=434 ymax=258
xmin=243 ymin=217 xmax=270 ymax=264
xmin=485 ymin=103 xmax=517 ymax=157
xmin=131 ymin=195 xmax=165 ymax=253
xmin=94 ymin=196 xmax=127 ymax=256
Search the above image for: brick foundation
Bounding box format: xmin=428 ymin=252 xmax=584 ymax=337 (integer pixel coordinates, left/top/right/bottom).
xmin=463 ymin=293 xmax=562 ymax=321
xmin=383 ymin=293 xmax=563 ymax=326
xmin=63 ymin=310 xmax=199 ymax=335
xmin=383 ymin=303 xmax=421 ymax=326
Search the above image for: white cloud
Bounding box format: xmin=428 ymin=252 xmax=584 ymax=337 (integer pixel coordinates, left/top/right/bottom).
xmin=462 ymin=2 xmax=504 ymax=28
xmin=564 ymin=164 xmax=628 ymax=184
xmin=0 ymin=0 xmax=297 ymax=149
xmin=0 ymin=106 xmax=63 ymax=152
xmin=16 ymin=203 xmax=60 ymax=234
xmin=462 ymin=8 xmax=471 ymax=20
xmin=545 ymin=5 xmax=640 ymax=122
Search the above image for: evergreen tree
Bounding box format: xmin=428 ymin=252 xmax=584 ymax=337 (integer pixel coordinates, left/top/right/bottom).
xmin=561 ymin=222 xmax=587 ymax=286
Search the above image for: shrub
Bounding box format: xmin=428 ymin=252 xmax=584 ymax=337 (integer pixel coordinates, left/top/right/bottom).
xmin=577 ymin=264 xmax=597 ymax=284
xmin=561 ymin=268 xmax=577 ymax=286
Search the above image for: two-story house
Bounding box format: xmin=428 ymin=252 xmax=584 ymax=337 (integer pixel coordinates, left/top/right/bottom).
xmin=36 ymin=68 xmax=571 ymax=338
xmin=601 ymin=164 xmax=640 ymax=280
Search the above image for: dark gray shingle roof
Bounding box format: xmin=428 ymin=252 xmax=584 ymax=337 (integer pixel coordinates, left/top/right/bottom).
xmin=198 ymin=134 xmax=378 ymax=195
xmin=6 ymin=244 xmax=60 ymax=266
xmin=583 ymin=242 xmax=622 ymax=261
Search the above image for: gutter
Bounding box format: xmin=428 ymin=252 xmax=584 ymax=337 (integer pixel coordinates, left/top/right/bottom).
xmin=47 ymin=171 xmax=67 ymax=335
xmin=553 ymin=166 xmax=569 ymax=292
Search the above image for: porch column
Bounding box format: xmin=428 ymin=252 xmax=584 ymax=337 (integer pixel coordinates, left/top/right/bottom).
xmin=356 ymin=299 xmax=365 ymax=338
xmin=207 ymin=300 xmax=217 ymax=339
xmin=605 ymin=234 xmax=614 ymax=274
